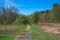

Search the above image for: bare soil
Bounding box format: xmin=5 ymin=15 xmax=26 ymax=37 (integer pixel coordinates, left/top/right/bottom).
xmin=36 ymin=23 xmax=60 ymax=34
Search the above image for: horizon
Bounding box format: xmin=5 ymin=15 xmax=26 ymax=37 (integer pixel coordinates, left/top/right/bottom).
xmin=0 ymin=0 xmax=60 ymax=15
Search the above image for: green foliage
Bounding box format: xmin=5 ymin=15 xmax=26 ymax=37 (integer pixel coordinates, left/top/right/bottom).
xmin=0 ymin=6 xmax=19 ymax=24
xmin=13 ymin=15 xmax=29 ymax=25
xmin=12 ymin=16 xmax=22 ymax=25
xmin=0 ymin=3 xmax=60 ymax=24
xmin=29 ymin=11 xmax=40 ymax=24
xmin=29 ymin=4 xmax=60 ymax=23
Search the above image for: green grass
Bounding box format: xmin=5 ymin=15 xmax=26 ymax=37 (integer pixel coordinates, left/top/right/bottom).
xmin=14 ymin=25 xmax=27 ymax=33
xmin=0 ymin=25 xmax=27 ymax=40
xmin=0 ymin=34 xmax=15 ymax=40
xmin=0 ymin=25 xmax=60 ymax=40
xmin=30 ymin=25 xmax=42 ymax=34
xmin=30 ymin=25 xmax=60 ymax=40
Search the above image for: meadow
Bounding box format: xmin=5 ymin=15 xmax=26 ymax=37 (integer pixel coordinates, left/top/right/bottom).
xmin=0 ymin=24 xmax=60 ymax=40
xmin=0 ymin=25 xmax=27 ymax=40
xmin=30 ymin=24 xmax=60 ymax=40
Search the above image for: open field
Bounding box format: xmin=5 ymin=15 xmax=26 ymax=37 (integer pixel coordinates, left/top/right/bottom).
xmin=35 ymin=23 xmax=60 ymax=34
xmin=30 ymin=24 xmax=60 ymax=40
xmin=0 ymin=24 xmax=60 ymax=40
xmin=0 ymin=25 xmax=27 ymax=40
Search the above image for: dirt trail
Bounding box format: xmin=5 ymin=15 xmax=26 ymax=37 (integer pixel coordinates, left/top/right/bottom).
xmin=14 ymin=25 xmax=31 ymax=40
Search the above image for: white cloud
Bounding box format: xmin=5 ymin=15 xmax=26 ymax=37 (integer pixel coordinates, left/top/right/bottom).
xmin=4 ymin=0 xmax=23 ymax=7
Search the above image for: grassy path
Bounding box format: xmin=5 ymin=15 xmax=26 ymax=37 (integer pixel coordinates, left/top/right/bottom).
xmin=14 ymin=25 xmax=60 ymax=40
xmin=14 ymin=25 xmax=31 ymax=40
xmin=0 ymin=25 xmax=60 ymax=40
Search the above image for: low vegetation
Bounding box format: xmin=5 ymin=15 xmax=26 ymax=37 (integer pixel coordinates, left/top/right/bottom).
xmin=30 ymin=25 xmax=60 ymax=40
xmin=0 ymin=25 xmax=26 ymax=40
xmin=0 ymin=34 xmax=15 ymax=40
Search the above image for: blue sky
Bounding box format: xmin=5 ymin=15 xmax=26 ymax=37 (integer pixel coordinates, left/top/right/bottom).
xmin=0 ymin=0 xmax=60 ymax=15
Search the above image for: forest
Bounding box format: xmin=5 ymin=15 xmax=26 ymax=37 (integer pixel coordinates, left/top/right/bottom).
xmin=0 ymin=3 xmax=60 ymax=25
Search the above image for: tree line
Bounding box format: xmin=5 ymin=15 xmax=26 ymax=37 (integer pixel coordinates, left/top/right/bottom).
xmin=0 ymin=3 xmax=60 ymax=25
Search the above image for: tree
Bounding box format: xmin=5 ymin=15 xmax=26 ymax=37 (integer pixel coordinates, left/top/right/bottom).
xmin=30 ymin=11 xmax=40 ymax=24
xmin=13 ymin=14 xmax=30 ymax=25
xmin=52 ymin=3 xmax=60 ymax=23
xmin=0 ymin=5 xmax=19 ymax=24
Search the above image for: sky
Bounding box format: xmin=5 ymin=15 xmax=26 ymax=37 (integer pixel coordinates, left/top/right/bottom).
xmin=0 ymin=0 xmax=60 ymax=15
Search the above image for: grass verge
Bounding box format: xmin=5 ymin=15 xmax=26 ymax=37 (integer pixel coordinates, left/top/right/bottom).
xmin=0 ymin=34 xmax=15 ymax=40
xmin=0 ymin=25 xmax=27 ymax=40
xmin=30 ymin=25 xmax=60 ymax=40
xmin=14 ymin=25 xmax=27 ymax=33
